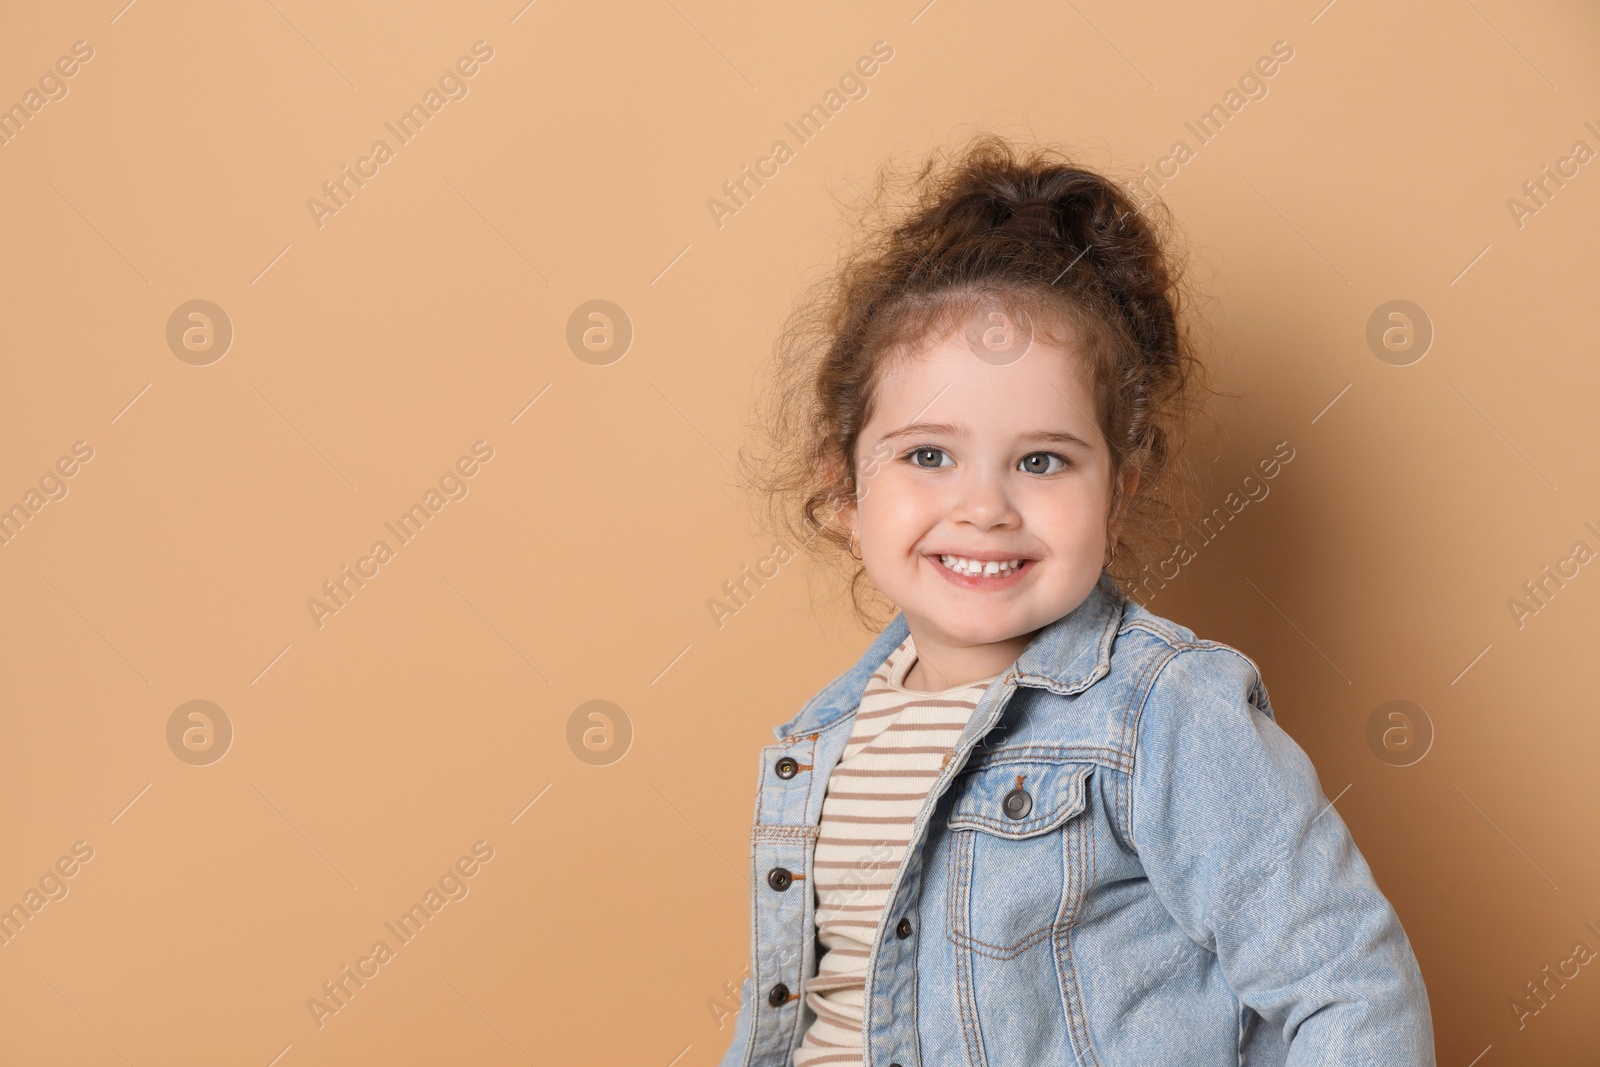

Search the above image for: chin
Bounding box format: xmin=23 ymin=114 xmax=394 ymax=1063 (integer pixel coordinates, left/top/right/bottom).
xmin=922 ymin=601 xmax=1041 ymax=645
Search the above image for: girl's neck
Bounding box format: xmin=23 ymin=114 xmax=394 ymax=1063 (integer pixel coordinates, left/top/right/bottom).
xmin=900 ymin=627 xmax=1036 ymax=692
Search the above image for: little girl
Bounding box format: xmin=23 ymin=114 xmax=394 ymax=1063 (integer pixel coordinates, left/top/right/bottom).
xmin=721 ymin=134 xmax=1434 ymax=1066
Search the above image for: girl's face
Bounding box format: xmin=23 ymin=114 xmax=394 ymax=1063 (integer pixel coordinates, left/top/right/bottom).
xmin=839 ymin=319 xmax=1124 ymax=685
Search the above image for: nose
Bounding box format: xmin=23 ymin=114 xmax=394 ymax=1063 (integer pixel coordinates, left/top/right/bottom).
xmin=945 ymin=462 xmax=1020 ymax=530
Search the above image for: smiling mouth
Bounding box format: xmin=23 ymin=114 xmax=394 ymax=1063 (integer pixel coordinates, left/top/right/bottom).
xmin=933 ymin=554 xmax=1031 ymax=578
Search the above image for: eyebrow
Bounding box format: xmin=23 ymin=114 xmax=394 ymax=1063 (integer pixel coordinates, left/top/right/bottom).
xmin=878 ymin=421 xmax=1095 ymax=451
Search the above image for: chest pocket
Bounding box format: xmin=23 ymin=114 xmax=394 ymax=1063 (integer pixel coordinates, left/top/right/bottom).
xmin=944 ymin=760 xmax=1095 ymax=960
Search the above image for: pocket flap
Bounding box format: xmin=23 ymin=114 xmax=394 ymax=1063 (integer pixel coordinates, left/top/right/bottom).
xmin=948 ymin=762 xmax=1092 ymax=838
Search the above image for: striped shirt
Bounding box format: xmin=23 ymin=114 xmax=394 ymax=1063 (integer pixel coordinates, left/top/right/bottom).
xmin=792 ymin=634 xmax=1000 ymax=1067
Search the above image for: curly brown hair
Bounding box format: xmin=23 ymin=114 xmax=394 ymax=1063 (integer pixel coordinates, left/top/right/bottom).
xmin=735 ymin=131 xmax=1221 ymax=630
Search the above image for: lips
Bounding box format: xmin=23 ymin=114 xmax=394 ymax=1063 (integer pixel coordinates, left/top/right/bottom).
xmin=926 ymin=553 xmax=1036 ymax=588
xmin=936 ymin=554 xmax=1026 ymax=577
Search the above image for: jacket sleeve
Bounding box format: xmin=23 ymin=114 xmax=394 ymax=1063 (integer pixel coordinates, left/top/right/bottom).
xmin=1128 ymin=644 xmax=1435 ymax=1064
xmin=715 ymin=975 xmax=754 ymax=1067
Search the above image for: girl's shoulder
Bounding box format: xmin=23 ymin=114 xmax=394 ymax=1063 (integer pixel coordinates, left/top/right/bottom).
xmin=1107 ymin=588 xmax=1280 ymax=729
xmin=1112 ymin=594 xmax=1277 ymax=726
xmin=1004 ymin=571 xmax=1274 ymax=724
xmin=770 ymin=610 xmax=912 ymax=740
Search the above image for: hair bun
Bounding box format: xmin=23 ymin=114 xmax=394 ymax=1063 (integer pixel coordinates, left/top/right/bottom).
xmin=996 ymin=196 xmax=1056 ymax=236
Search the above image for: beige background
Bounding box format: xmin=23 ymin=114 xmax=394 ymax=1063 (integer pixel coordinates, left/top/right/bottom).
xmin=0 ymin=0 xmax=1596 ymax=1063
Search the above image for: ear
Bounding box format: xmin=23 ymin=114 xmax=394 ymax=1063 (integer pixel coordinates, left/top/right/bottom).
xmin=1108 ymin=462 xmax=1141 ymax=541
xmin=1121 ymin=463 xmax=1142 ymax=503
xmin=831 ymin=489 xmax=858 ymax=541
xmin=820 ymin=453 xmax=858 ymax=537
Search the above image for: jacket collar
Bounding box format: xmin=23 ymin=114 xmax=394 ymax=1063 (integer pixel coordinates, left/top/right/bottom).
xmin=774 ymin=568 xmax=1127 ymax=740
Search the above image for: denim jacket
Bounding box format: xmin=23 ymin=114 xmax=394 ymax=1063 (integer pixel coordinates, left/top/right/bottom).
xmin=717 ymin=569 xmax=1434 ymax=1066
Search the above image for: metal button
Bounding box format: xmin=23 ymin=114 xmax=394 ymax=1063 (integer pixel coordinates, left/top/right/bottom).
xmin=774 ymin=756 xmax=799 ymax=779
xmin=895 ymin=917 xmax=912 ymax=939
xmin=1002 ymin=787 xmax=1033 ymax=820
xmin=767 ymin=867 xmax=793 ymax=891
xmin=767 ymin=982 xmax=791 ymax=1007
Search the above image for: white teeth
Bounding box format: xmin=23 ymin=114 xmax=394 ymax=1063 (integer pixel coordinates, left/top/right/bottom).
xmin=938 ymin=554 xmax=1024 ymax=577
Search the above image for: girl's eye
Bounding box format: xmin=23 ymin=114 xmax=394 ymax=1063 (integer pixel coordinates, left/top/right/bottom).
xmin=1019 ymin=452 xmax=1069 ymax=475
xmin=905 ymin=446 xmax=952 ymax=469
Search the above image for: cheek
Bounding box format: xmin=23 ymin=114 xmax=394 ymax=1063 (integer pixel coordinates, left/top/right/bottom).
xmin=858 ymin=473 xmax=933 ymax=545
xmin=1031 ymin=484 xmax=1110 ymax=543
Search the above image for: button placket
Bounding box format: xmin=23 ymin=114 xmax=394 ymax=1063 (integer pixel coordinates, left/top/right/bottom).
xmin=750 ymin=731 xmax=829 ymax=1054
